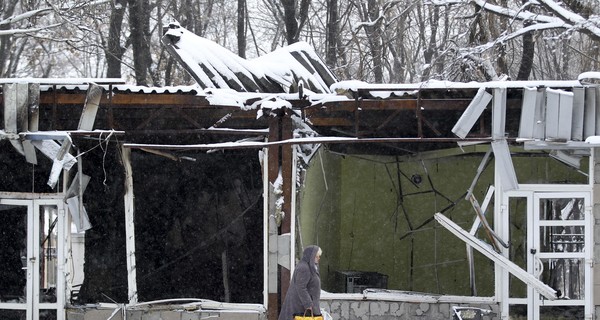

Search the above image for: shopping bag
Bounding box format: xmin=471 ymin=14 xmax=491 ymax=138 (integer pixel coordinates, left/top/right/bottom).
xmin=293 ymin=309 xmax=324 ymax=320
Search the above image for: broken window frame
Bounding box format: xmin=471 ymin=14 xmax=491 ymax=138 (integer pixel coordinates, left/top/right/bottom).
xmin=0 ymin=197 xmax=68 ymax=320
xmin=498 ymin=182 xmax=593 ymax=319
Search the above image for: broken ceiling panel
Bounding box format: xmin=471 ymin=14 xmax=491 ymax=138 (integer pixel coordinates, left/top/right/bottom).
xmin=545 ymin=88 xmax=573 ymax=142
xmin=31 ymin=139 xmax=77 ymax=188
xmin=518 ymin=87 xmax=545 ymax=140
xmin=67 ymin=196 xmax=92 ymax=232
xmin=78 ymin=84 xmax=103 ymax=131
xmin=491 ymin=140 xmax=518 ymax=191
xmin=492 ymin=88 xmax=507 ymax=139
xmin=451 ymin=87 xmax=492 ymax=139
xmin=571 ymin=87 xmax=585 ymax=141
xmin=3 ymin=83 xmax=28 ymax=155
xmin=584 ymin=87 xmax=597 ymax=138
xmin=162 ymin=22 xmax=337 ymax=94
xmin=519 ymin=86 xmax=600 ymax=144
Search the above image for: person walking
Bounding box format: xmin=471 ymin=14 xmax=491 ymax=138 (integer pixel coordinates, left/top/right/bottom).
xmin=278 ymin=245 xmax=322 ymax=320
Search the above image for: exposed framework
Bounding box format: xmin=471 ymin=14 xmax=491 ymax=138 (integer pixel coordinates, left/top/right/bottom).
xmin=0 ymin=77 xmax=599 ymax=320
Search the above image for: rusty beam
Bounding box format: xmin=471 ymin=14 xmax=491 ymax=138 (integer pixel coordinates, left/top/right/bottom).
xmin=38 ymin=92 xmax=211 ymax=107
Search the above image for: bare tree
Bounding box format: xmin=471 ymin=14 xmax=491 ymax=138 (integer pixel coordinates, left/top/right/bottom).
xmin=105 ymin=0 xmax=127 ymax=79
xmin=238 ymin=0 xmax=247 ymax=58
xmin=280 ymin=0 xmax=311 ymax=44
xmin=325 ymin=0 xmax=338 ymax=66
xmin=1 ymin=0 xmax=598 ymax=85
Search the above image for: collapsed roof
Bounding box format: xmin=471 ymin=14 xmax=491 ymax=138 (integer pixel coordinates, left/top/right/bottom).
xmin=161 ymin=22 xmax=337 ymax=94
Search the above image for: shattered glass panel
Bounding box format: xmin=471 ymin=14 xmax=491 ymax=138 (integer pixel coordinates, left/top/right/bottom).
xmin=538 ymin=198 xmax=585 ymax=222
xmin=540 ymin=306 xmax=583 ymax=319
xmin=0 ymin=310 xmax=26 ymax=320
xmin=40 ymin=205 xmax=58 ymax=303
xmin=538 ymin=198 xmax=585 ymax=300
xmin=539 ymin=197 xmax=585 ymax=255
xmin=508 ymin=197 xmax=527 ymax=299
xmin=0 ymin=205 xmax=27 ymax=304
xmin=539 ymin=258 xmax=585 ymax=300
xmin=509 ymin=304 xmax=527 ymax=320
xmin=39 ymin=309 xmax=57 ymax=320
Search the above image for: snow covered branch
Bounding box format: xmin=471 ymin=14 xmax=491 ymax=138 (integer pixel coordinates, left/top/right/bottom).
xmin=0 ymin=24 xmax=63 ymax=36
xmin=0 ymin=8 xmax=54 ymax=26
xmin=536 ymin=0 xmax=600 ymax=40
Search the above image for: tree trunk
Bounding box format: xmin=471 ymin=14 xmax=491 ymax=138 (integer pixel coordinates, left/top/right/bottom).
xmin=358 ymin=0 xmax=383 ymax=83
xmin=421 ymin=5 xmax=439 ymax=80
xmin=516 ymin=0 xmax=534 ymax=80
xmin=279 ymin=0 xmax=311 ymax=44
xmin=237 ymin=0 xmax=246 ymax=58
xmin=0 ymin=0 xmax=19 ymax=77
xmin=106 ymin=0 xmax=127 ymax=79
xmin=325 ymin=0 xmax=338 ymax=67
xmin=128 ymin=0 xmax=151 ymax=85
xmin=280 ymin=0 xmax=299 ymax=44
xmin=516 ymin=24 xmax=534 ymax=80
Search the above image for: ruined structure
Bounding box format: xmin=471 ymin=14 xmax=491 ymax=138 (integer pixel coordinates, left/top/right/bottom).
xmin=1 ymin=23 xmax=600 ymax=320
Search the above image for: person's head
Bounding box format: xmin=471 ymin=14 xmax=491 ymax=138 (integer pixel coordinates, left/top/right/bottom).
xmin=315 ymin=247 xmax=322 ymax=264
xmin=302 ymin=245 xmax=322 ymax=267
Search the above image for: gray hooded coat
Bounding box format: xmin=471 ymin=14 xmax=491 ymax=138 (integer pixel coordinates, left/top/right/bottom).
xmin=278 ymin=245 xmax=321 ymax=320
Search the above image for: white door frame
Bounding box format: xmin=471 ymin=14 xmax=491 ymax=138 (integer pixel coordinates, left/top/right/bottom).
xmin=531 ymin=192 xmax=592 ymax=319
xmin=0 ymin=198 xmax=67 ymax=320
xmin=503 ymin=186 xmax=593 ymax=319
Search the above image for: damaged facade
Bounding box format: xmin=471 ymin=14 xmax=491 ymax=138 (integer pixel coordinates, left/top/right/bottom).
xmin=1 ymin=23 xmax=600 ymax=320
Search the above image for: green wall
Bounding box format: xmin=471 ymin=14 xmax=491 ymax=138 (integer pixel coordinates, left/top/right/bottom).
xmin=297 ymin=145 xmax=588 ymax=296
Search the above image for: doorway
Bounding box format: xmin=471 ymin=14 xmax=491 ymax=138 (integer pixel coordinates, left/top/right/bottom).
xmin=0 ymin=199 xmax=66 ymax=320
xmin=506 ymin=191 xmax=592 ymax=319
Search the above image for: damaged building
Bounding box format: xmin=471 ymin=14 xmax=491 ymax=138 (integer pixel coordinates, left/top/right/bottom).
xmin=1 ymin=22 xmax=600 ymax=320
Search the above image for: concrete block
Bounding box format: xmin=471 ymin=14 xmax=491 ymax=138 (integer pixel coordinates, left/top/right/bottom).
xmin=350 ymin=301 xmax=369 ymax=320
xmin=160 ymin=310 xmax=182 ymax=320
xmin=406 ymin=302 xmax=424 ymax=317
xmin=595 ymin=223 xmax=600 ymax=243
xmin=141 ymin=311 xmax=163 ymax=320
xmin=66 ymin=310 xmax=85 ymax=320
xmin=428 ymin=304 xmax=449 ymax=320
xmin=85 ymin=309 xmax=120 ymax=320
xmin=319 ymin=301 xmax=331 ymax=314
xmin=595 ymin=245 xmax=600 ymax=263
xmin=389 ymin=302 xmax=405 ymax=318
xmin=181 ymin=312 xmax=200 ymax=320
xmin=594 ymin=187 xmax=600 ymax=204
xmin=209 ymin=312 xmax=253 ymax=320
xmin=333 ymin=300 xmax=350 ymax=320
xmin=439 ymin=303 xmax=450 ymax=317
xmin=126 ymin=310 xmax=142 ymax=320
xmin=369 ymin=301 xmax=390 ymax=316
xmin=426 ymin=303 xmax=439 ymax=319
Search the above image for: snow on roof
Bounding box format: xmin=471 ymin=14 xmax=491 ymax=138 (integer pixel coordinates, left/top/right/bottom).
xmin=331 ymin=79 xmax=586 ymax=92
xmin=578 ymin=71 xmax=600 ymax=82
xmin=0 ymin=78 xmax=125 ymax=85
xmin=162 ymin=22 xmax=337 ymax=94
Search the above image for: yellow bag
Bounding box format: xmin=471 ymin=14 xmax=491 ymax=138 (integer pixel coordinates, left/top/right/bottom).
xmin=294 ymin=310 xmax=324 ymax=320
